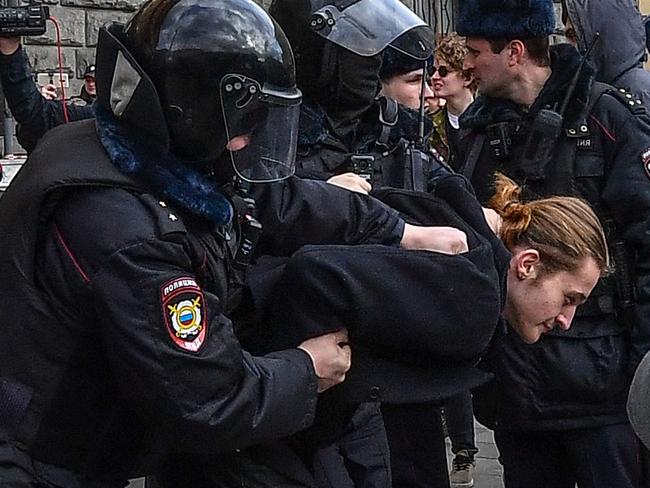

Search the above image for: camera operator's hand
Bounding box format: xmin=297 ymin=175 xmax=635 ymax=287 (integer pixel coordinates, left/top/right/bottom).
xmin=298 ymin=329 xmax=351 ymax=393
xmin=401 ymin=223 xmax=468 ymax=255
xmin=40 ymin=83 xmax=57 ymax=100
xmin=327 ymin=172 xmax=372 ymax=195
xmin=0 ymin=37 xmax=20 ymax=56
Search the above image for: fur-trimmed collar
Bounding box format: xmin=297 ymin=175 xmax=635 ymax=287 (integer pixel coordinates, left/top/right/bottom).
xmin=461 ymin=44 xmax=595 ymax=129
xmin=94 ymin=104 xmax=233 ymax=226
xmin=298 ymin=99 xmax=433 ymax=152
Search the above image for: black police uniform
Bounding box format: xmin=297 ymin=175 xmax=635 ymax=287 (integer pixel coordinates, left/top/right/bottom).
xmin=0 ymin=99 xmax=412 ymax=487
xmin=290 ymin=96 xmax=455 ymax=488
xmin=454 ymin=43 xmax=650 ymax=488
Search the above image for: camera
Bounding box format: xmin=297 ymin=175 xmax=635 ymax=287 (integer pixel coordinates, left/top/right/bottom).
xmin=0 ymin=3 xmax=48 ymax=37
xmin=349 ymin=155 xmax=375 ymax=181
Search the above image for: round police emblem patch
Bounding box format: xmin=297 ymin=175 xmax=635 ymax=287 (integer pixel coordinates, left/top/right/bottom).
xmin=160 ymin=277 xmax=207 ymax=352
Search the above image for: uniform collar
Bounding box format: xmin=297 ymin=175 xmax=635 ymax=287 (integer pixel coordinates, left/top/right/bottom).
xmin=94 ymin=104 xmax=233 ymax=226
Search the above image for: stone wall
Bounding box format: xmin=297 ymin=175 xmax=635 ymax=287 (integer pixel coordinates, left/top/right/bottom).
xmin=23 ymin=0 xmax=172 ymax=97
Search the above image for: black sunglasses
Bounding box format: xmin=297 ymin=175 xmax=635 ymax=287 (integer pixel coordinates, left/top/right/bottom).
xmin=431 ymin=65 xmax=452 ymax=78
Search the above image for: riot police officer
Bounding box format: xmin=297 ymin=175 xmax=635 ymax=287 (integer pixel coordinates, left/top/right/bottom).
xmin=270 ymin=0 xmax=437 ymax=192
xmin=0 ymin=0 xmax=460 ymax=486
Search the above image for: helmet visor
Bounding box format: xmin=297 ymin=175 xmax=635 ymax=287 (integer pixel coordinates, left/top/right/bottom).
xmin=310 ymin=0 xmax=434 ymax=58
xmin=221 ymin=74 xmax=301 ymax=183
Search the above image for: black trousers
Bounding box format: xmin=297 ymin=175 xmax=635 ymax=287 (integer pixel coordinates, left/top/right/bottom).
xmin=443 ymin=391 xmax=477 ymax=455
xmin=495 ymin=423 xmax=642 ymax=488
xmin=381 ymin=403 xmax=450 ymax=488
xmin=314 ymin=403 xmax=392 ymax=488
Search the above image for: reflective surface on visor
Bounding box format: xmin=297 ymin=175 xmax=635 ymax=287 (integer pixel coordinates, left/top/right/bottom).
xmin=310 ymin=0 xmax=434 ymax=57
xmin=221 ymin=74 xmax=301 ymax=183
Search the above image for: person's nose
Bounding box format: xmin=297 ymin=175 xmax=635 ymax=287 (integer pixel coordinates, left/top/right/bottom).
xmin=556 ymin=307 xmax=577 ymax=331
xmin=463 ymin=57 xmax=475 ymax=71
xmin=424 ymin=82 xmax=435 ymax=98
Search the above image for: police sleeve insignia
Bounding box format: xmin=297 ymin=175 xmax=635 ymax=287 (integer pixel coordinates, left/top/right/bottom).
xmin=160 ymin=277 xmax=207 ymax=352
xmin=643 ymin=148 xmax=650 ymax=181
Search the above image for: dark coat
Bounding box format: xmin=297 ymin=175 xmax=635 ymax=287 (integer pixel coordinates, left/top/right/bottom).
xmin=0 ymin=115 xmax=406 ymax=486
xmin=563 ymin=0 xmax=650 ymax=107
xmin=259 ymin=174 xmax=510 ymax=406
xmin=456 ymin=43 xmax=650 ymax=431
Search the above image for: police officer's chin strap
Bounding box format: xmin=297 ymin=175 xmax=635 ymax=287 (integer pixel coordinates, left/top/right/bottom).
xmin=405 ymin=58 xmax=452 ymax=190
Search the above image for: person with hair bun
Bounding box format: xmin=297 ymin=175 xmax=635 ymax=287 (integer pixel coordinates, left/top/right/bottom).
xmin=254 ymin=170 xmax=608 ymax=483
xmin=489 ymin=172 xmax=609 ymax=344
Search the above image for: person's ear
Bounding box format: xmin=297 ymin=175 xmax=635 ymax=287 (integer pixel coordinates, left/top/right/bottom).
xmin=512 ymin=248 xmax=541 ymax=280
xmin=507 ymin=39 xmax=525 ymax=67
xmin=463 ymin=72 xmax=474 ymax=88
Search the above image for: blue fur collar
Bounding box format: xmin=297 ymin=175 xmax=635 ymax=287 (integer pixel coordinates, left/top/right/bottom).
xmin=94 ymin=104 xmax=233 ymax=226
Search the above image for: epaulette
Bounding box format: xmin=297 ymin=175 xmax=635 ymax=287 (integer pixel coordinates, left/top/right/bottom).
xmin=605 ymin=87 xmax=646 ymax=115
xmin=138 ymin=193 xmax=188 ymax=237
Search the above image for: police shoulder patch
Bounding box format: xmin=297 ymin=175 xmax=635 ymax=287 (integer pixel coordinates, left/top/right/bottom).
xmin=642 ymin=148 xmax=650 ymax=180
xmin=160 ymin=277 xmax=207 ymax=353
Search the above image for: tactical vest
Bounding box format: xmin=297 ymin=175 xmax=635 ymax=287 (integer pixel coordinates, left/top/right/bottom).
xmin=295 ymin=97 xmax=442 ymax=191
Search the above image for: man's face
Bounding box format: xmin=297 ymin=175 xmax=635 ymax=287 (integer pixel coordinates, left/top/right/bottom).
xmin=381 ymin=68 xmax=436 ymax=111
xmin=463 ymin=37 xmax=512 ymax=98
xmin=504 ymin=253 xmax=600 ymax=344
xmin=84 ymin=75 xmax=96 ymax=96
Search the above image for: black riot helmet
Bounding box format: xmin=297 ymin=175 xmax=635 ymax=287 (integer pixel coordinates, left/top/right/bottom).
xmin=95 ymin=0 xmax=301 ymax=183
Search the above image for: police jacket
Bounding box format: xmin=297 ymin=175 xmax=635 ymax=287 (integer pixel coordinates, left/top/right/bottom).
xmin=0 ymin=114 xmax=406 ymax=486
xmin=0 ymin=46 xmax=94 ymax=153
xmin=294 ymin=98 xmax=440 ymax=192
xmin=563 ymin=0 xmax=650 ymax=107
xmin=455 ymin=43 xmax=650 ymax=430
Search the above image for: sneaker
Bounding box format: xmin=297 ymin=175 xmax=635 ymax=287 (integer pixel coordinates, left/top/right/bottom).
xmin=449 ymin=451 xmax=475 ymax=488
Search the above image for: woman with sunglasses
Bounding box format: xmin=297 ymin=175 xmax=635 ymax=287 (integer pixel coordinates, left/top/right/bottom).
xmin=430 ymin=32 xmax=482 ymax=488
xmin=431 ymin=33 xmax=477 ymax=170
